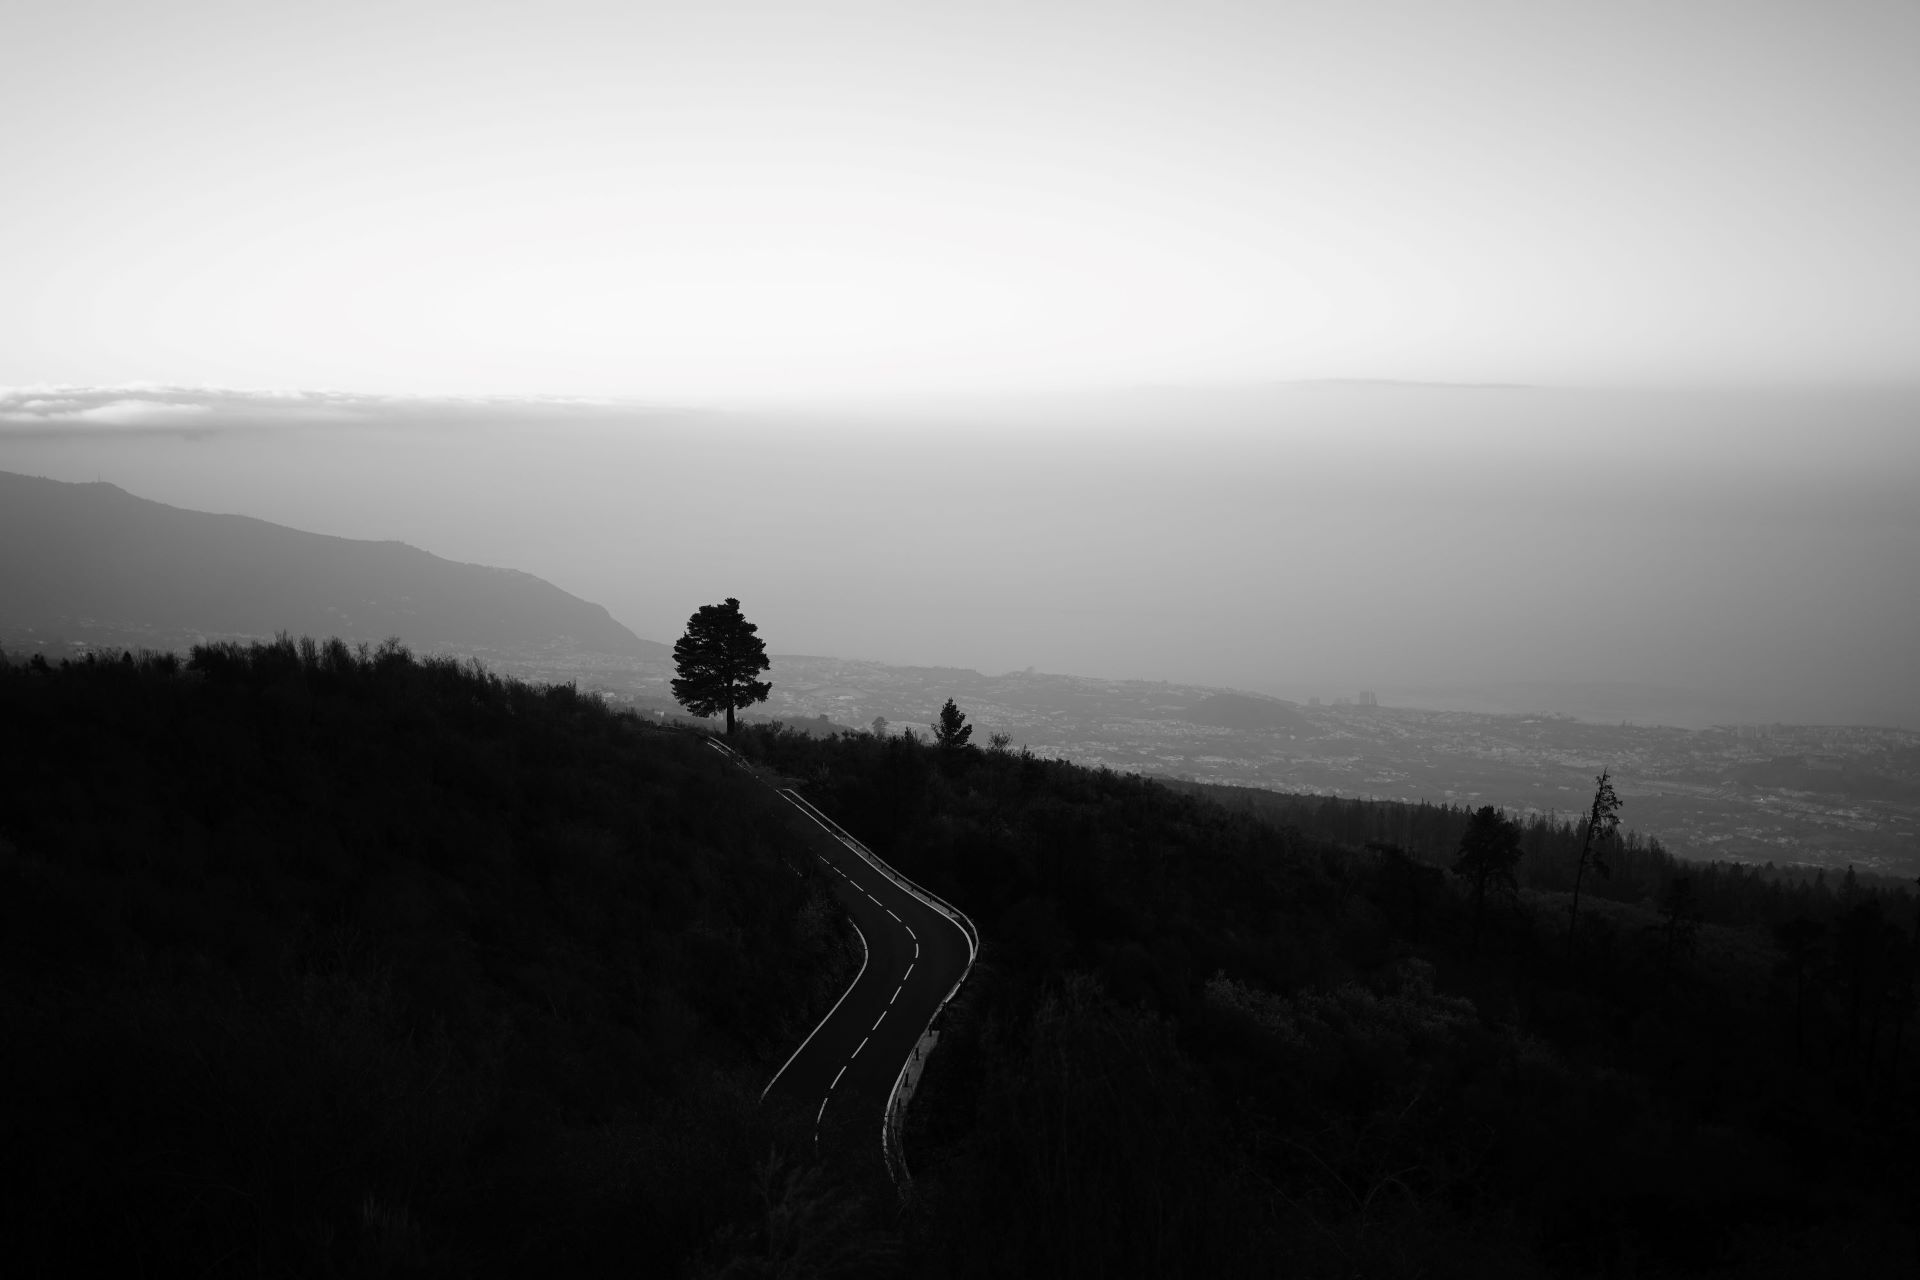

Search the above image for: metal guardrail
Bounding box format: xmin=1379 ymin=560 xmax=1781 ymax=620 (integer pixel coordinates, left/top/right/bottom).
xmin=777 ymin=788 xmax=980 ymax=961
xmin=704 ymin=737 xmax=751 ymax=769
xmin=774 ymin=787 xmax=979 ymax=1194
xmin=704 ymin=735 xmax=981 ymax=1195
xmin=757 ymin=919 xmax=870 ymax=1104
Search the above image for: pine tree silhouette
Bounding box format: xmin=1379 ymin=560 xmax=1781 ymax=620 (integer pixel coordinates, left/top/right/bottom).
xmin=671 ymin=597 xmax=771 ymax=736
xmin=932 ymin=699 xmax=973 ymax=751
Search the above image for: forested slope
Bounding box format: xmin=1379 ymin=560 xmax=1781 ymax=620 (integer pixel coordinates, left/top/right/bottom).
xmin=4 ymin=645 xmax=1915 ymax=1277
xmin=0 ymin=641 xmax=876 ymax=1277
xmin=738 ymin=724 xmax=1920 ymax=1278
xmin=1179 ymin=781 xmax=1920 ymax=929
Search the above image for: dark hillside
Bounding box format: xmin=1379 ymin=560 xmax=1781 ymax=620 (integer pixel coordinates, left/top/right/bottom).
xmin=1179 ymin=781 xmax=1920 ymax=928
xmin=0 ymin=470 xmax=664 ymax=657
xmin=0 ymin=640 xmax=877 ymax=1277
xmin=5 ymin=649 xmax=1915 ymax=1278
xmin=735 ymin=724 xmax=1920 ymax=1277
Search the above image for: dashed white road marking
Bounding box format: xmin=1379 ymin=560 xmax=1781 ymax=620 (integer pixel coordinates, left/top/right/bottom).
xmin=760 ymin=919 xmax=869 ymax=1103
xmin=715 ymin=762 xmax=981 ymax=1174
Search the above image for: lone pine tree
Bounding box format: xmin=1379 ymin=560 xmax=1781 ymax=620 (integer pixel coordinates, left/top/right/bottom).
xmin=933 ymin=699 xmax=973 ymax=751
xmin=671 ymin=597 xmax=771 ymax=736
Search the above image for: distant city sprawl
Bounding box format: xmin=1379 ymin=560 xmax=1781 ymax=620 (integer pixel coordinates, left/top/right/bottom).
xmin=566 ymin=653 xmax=1918 ymax=878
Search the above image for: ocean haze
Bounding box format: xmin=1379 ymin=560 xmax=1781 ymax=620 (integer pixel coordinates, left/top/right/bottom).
xmin=4 ymin=382 xmax=1915 ymax=730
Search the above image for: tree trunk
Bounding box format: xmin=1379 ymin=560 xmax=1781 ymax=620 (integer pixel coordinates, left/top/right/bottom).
xmin=725 ymin=702 xmax=736 ymax=736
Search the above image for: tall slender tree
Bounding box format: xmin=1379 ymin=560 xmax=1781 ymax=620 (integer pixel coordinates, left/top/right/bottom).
xmin=1452 ymin=805 xmax=1522 ymax=959
xmin=671 ymin=597 xmax=771 ymax=736
xmin=1566 ymin=767 xmax=1621 ymax=963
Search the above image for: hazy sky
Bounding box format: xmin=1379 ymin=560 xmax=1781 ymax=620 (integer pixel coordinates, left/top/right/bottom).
xmin=6 ymin=4 xmax=1918 ymax=727
xmin=4 ymin=0 xmax=1918 ymax=399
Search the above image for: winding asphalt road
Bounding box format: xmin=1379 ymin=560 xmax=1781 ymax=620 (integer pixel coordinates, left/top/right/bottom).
xmin=705 ymin=740 xmax=976 ymax=1185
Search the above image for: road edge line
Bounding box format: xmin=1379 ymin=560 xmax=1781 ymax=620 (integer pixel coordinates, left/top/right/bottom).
xmin=759 ymin=918 xmax=870 ymax=1103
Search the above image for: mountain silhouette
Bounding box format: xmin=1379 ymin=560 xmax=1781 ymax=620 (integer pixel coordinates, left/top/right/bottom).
xmin=0 ymin=470 xmax=664 ymax=657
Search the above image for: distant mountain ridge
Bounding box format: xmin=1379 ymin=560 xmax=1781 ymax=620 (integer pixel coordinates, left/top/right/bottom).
xmin=0 ymin=470 xmax=665 ymax=658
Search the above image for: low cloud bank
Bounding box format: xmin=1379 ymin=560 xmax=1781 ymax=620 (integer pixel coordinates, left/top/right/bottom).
xmin=0 ymin=386 xmax=370 ymax=433
xmin=0 ymin=385 xmax=654 ymax=435
xmin=3 ymin=398 xmax=211 ymax=427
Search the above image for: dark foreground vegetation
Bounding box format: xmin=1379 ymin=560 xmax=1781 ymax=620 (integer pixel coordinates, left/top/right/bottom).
xmin=3 ymin=644 xmax=1916 ymax=1277
xmin=0 ymin=640 xmax=873 ymax=1277
xmin=740 ymin=724 xmax=1919 ymax=1278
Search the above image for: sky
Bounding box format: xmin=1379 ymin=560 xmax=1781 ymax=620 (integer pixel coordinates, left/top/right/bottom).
xmin=4 ymin=3 xmax=1918 ymax=728
xmin=3 ymin=0 xmax=1918 ymax=399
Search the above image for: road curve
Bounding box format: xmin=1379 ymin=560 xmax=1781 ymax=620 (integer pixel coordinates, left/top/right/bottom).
xmin=705 ymin=739 xmax=976 ymax=1189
